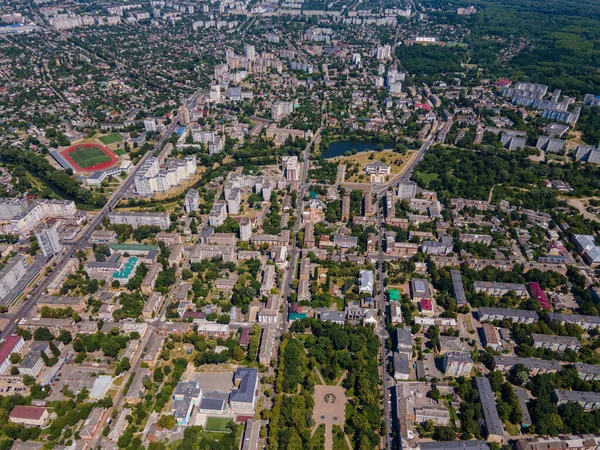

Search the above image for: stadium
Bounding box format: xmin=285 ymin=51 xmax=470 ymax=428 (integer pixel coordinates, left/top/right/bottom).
xmin=52 ymin=142 xmax=119 ymax=173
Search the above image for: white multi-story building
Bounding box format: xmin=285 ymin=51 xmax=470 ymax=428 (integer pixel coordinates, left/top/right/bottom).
xmin=271 ymin=100 xmax=294 ymax=121
xmin=35 ymin=225 xmax=62 ymax=257
xmin=184 ymin=189 xmax=200 ymax=213
xmin=178 ymin=105 xmax=191 ymax=125
xmin=244 ymin=44 xmax=256 ymax=61
xmin=376 ymin=44 xmax=392 ymax=60
xmin=208 ymin=201 xmax=228 ymax=227
xmin=10 ymin=200 xmax=76 ymax=233
xmin=0 ymin=199 xmax=28 ymax=220
xmin=240 ymin=218 xmax=252 ymax=241
xmin=134 ymin=156 xmax=196 ymax=196
xmin=209 ymin=84 xmax=221 ymax=102
xmin=0 ymin=256 xmax=28 ymax=304
xmin=282 ymin=156 xmax=298 ymax=182
xmin=143 ymin=118 xmax=157 ymax=132
xmin=226 ymin=188 xmax=241 ymax=214
xmin=108 ymin=212 xmax=170 ymax=229
xmin=443 ymin=351 xmax=474 ymax=377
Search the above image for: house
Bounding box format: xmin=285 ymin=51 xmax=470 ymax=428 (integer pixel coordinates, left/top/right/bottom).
xmin=9 ymin=406 xmax=49 ymax=427
xmin=318 ymin=310 xmax=345 ymax=325
xmin=420 ymin=299 xmax=434 ymax=316
xmin=80 ymin=407 xmax=105 ymax=440
xmin=481 ymin=323 xmax=501 ymax=350
xmin=358 ymin=270 xmax=374 ymax=295
xmin=229 ymin=368 xmax=259 ymax=413
xmin=396 ymin=327 xmax=413 ymax=357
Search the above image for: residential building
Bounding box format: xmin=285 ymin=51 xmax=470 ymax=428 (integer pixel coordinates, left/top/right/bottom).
xmin=475 ymin=377 xmax=504 ymax=443
xmin=271 ymin=100 xmax=294 ymax=121
xmin=359 ymin=270 xmax=374 ymax=295
xmin=35 ymin=225 xmax=62 ymax=257
xmin=108 ymin=212 xmax=170 ymax=229
xmin=184 ymin=189 xmax=200 ymax=213
xmin=240 ymin=218 xmax=252 ymax=241
xmin=531 ymin=333 xmax=580 ymax=351
xmin=10 ymin=199 xmax=76 ymax=233
xmin=0 ymin=335 xmax=24 ymax=375
xmin=0 ymin=256 xmax=28 ymax=305
xmin=481 ymin=323 xmax=501 ymax=350
xmin=477 ymin=307 xmax=538 ymax=324
xmin=396 ymin=327 xmax=413 ymax=357
xmin=259 ymin=325 xmax=276 ymax=365
xmin=0 ymin=199 xmax=28 ymax=220
xmin=492 ymin=356 xmax=561 ymax=375
xmin=393 ymin=354 xmax=410 ymax=381
xmin=473 ymin=281 xmax=528 ymax=297
xmin=553 ymin=389 xmax=600 ymax=411
xmin=547 ymin=312 xmax=600 ymax=330
xmin=442 ymin=352 xmax=473 ymax=377
xmin=515 ymin=435 xmax=600 ymax=450
xmin=450 ymin=270 xmax=467 ymax=306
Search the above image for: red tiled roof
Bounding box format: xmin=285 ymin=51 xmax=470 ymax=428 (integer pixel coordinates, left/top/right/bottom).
xmin=0 ymin=335 xmax=22 ymax=365
xmin=10 ymin=405 xmax=46 ymax=421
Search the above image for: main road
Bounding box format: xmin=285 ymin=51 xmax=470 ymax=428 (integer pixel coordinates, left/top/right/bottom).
xmin=0 ymin=93 xmax=200 ymax=341
xmin=279 ymin=126 xmax=323 ymax=336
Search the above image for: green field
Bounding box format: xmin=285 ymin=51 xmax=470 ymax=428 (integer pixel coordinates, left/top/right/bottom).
xmin=98 ymin=133 xmax=123 ymax=145
xmin=205 ymin=417 xmax=233 ymax=433
xmin=69 ymin=146 xmax=111 ymax=168
xmin=114 ymin=148 xmax=127 ymax=156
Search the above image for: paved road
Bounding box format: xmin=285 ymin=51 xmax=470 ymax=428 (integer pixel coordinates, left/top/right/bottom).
xmin=339 ymin=121 xmax=439 ymax=195
xmin=376 ymin=193 xmax=394 ymax=449
xmin=279 ymin=127 xmax=323 ymax=336
xmin=0 ymin=95 xmax=195 ymax=341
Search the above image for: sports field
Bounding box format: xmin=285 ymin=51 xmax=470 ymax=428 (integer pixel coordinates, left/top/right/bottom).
xmin=99 ymin=133 xmax=123 ymax=145
xmin=205 ymin=417 xmax=233 ymax=432
xmin=60 ymin=143 xmax=119 ymax=172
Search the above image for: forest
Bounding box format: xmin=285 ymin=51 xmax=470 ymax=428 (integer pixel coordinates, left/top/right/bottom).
xmin=414 ymin=145 xmax=600 ymax=209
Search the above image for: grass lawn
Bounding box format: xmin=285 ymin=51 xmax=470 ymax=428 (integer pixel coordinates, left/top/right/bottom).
xmin=332 ymin=425 xmax=349 ymax=450
xmin=505 ymin=421 xmax=521 ymax=436
xmin=310 ymin=424 xmax=326 ymax=448
xmin=114 ymin=148 xmax=127 ymax=156
xmin=205 ymin=417 xmax=233 ymax=433
xmin=99 ymin=133 xmax=123 ymax=145
xmin=332 ymin=149 xmax=415 ymax=183
xmin=416 ymin=172 xmax=439 ymax=184
xmin=69 ymin=146 xmax=111 ymax=168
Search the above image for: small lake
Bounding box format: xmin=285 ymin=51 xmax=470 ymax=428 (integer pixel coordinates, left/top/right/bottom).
xmin=322 ymin=140 xmax=393 ymax=158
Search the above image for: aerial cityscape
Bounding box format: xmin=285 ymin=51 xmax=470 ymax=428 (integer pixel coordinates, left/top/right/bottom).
xmin=1 ymin=0 xmax=600 ymax=449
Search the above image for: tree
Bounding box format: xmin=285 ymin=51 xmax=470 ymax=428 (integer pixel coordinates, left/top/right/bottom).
xmin=33 ymin=327 xmax=54 ymax=341
xmin=433 ymin=426 xmax=455 ymax=441
xmin=153 ymin=367 xmax=164 ymax=383
xmin=157 ymin=415 xmax=176 ymax=430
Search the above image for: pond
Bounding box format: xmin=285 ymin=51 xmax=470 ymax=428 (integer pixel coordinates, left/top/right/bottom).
xmin=322 ymin=140 xmax=393 ymax=158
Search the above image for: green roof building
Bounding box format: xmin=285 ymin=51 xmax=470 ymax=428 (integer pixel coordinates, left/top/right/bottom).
xmin=109 ymin=244 xmax=158 ymax=255
xmin=288 ymin=312 xmax=307 ymax=321
xmin=389 ymin=290 xmax=400 ymax=301
xmin=113 ymin=257 xmax=139 ymax=285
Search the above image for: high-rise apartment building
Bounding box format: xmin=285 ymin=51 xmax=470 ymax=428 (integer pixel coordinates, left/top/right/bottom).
xmin=35 ymin=225 xmax=62 ymax=257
